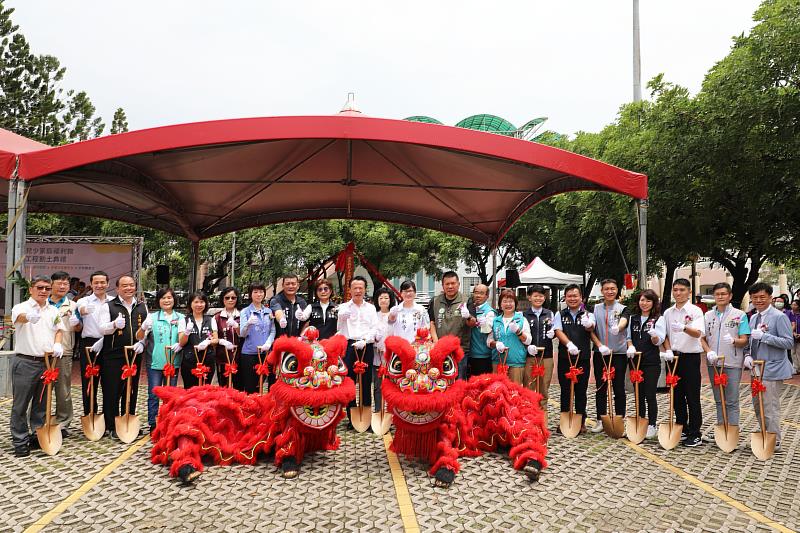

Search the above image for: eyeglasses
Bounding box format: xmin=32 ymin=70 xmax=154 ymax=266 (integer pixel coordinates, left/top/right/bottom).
xmin=317 ymin=287 xmax=330 ymax=292
xmin=33 ymin=286 xmax=52 ymax=291
xmin=223 ymin=296 xmax=237 ymax=300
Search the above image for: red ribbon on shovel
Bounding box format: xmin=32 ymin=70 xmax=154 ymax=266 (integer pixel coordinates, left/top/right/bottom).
xmin=713 ymin=373 xmax=728 ymax=387
xmin=751 ymin=378 xmax=766 ymax=397
xmin=162 ymin=363 xmax=176 ymax=379
xmin=629 ymin=369 xmax=644 ymax=384
xmin=565 ymin=365 xmax=583 ymax=383
xmin=121 ymin=364 xmax=137 ymax=379
xmin=224 ymin=362 xmax=238 ymax=377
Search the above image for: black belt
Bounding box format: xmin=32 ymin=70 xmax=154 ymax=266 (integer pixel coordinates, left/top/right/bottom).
xmin=16 ymin=353 xmax=44 ymax=361
xmin=674 ymin=351 xmax=701 ymax=356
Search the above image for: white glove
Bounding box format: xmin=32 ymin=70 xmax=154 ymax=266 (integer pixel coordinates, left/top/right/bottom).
xmin=670 ymin=322 xmax=685 ymax=333
xmin=26 ymin=307 xmax=41 ymax=324
xmin=259 ymin=340 xmax=273 ymax=352
xmin=598 ymin=345 xmax=612 ymax=356
xmin=527 ymin=345 xmax=540 ymax=356
xmin=297 ymin=305 xmax=312 ymax=322
xmin=648 ymin=327 xmax=660 ymax=338
xmin=52 ymin=342 xmax=64 ymax=358
xmin=141 ymin=314 xmax=153 ymax=332
xmin=580 ymin=314 xmax=595 ymax=329
xmin=722 ymin=333 xmax=735 ymax=345
xmin=743 ymin=356 xmax=754 ymax=369
xmin=337 ymin=304 xmax=351 ymax=321
xmin=279 ymin=316 xmax=288 ymax=329
xmin=247 ymin=314 xmax=259 ymax=326
xmin=706 ymin=351 xmax=718 ymax=365
xmin=566 ymin=342 xmax=579 ymax=355
xmin=182 ymin=322 xmax=193 ymax=336
xmin=91 ymin=338 xmax=104 ymax=353
xmin=389 ymin=305 xmax=401 ymax=320
xmin=611 ymin=325 xmax=620 ymax=335
xmin=626 ymin=345 xmax=636 ymax=357
xmin=750 ymin=327 xmax=764 ymax=341
xmin=227 ymin=319 xmax=239 ymax=330
xmin=459 ymin=304 xmax=471 ymax=319
xmin=660 ymin=349 xmax=675 ymax=362
xmin=68 ymin=313 xmax=81 ymax=327
xmin=219 ymin=339 xmax=234 ymax=350
xmin=114 ymin=313 xmax=125 ymax=329
xmin=353 ymin=339 xmax=367 ymax=350
xmin=495 ymin=341 xmax=507 ymax=353
xmin=169 ymin=342 xmax=182 ymax=353
xmin=132 ymin=341 xmax=145 ymax=355
xmin=80 ymin=304 xmax=95 ymax=316
xmin=546 ymin=328 xmax=555 ymax=339
xmin=196 ymin=339 xmax=211 ymax=350
xmin=508 ymin=321 xmax=520 ymax=334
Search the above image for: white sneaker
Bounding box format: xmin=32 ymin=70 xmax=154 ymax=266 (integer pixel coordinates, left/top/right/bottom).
xmin=646 ymin=425 xmax=657 ymax=439
xmin=590 ymin=421 xmax=605 ymax=433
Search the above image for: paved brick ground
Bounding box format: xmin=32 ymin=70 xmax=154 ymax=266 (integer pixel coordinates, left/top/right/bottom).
xmin=1 ymin=375 xmax=798 ymax=532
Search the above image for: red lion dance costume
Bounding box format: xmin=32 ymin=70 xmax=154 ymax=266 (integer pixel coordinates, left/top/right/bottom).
xmin=383 ymin=330 xmax=549 ymax=486
xmin=151 ymin=329 xmax=355 ymax=483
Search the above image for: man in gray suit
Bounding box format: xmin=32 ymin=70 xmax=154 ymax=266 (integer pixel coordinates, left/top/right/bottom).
xmin=747 ymin=282 xmax=794 ymax=451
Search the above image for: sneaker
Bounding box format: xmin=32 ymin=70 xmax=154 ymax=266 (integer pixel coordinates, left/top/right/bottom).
xmin=682 ymin=436 xmax=702 ymax=447
xmin=775 ymin=443 xmax=782 ymax=452
xmin=13 ymin=446 xmax=30 ymax=458
xmin=646 ymin=425 xmax=658 ymax=439
xmin=590 ymin=422 xmax=605 ymax=433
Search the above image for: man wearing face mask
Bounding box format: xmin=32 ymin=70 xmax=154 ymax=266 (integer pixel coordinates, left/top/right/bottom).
xmin=97 ymin=275 xmax=148 ymax=438
xmin=270 ymin=273 xmax=309 ymax=339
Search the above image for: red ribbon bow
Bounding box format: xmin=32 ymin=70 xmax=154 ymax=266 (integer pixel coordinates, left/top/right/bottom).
xmin=40 ymin=367 xmax=60 ymax=400
xmin=530 ymin=364 xmax=546 ymax=378
xmin=254 ymin=363 xmax=270 ymax=376
xmin=191 ymin=364 xmax=210 ymax=380
xmin=121 ymin=364 xmax=138 ymax=379
xmin=353 ymin=361 xmax=368 ymax=375
xmin=496 ymin=363 xmax=509 ymax=376
xmin=565 ymin=365 xmax=583 ymax=384
xmin=377 ymin=364 xmax=388 ymax=377
xmin=416 ymin=327 xmax=430 ymax=341
xmin=602 ymin=367 xmax=616 ymax=382
xmin=629 ymin=369 xmax=644 ymax=384
xmin=751 ymin=378 xmax=766 ymax=397
xmin=303 ymin=327 xmax=319 ymax=341
xmin=713 ymin=373 xmax=728 ymax=387
xmin=224 ymin=362 xmax=238 ymax=377
xmin=665 ymin=373 xmax=680 ymax=387
xmin=84 ymin=363 xmax=100 ymax=379
xmin=162 ymin=363 xmax=176 ymax=379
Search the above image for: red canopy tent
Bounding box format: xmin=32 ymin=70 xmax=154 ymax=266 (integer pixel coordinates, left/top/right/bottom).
xmin=2 ymin=114 xmax=648 ymax=306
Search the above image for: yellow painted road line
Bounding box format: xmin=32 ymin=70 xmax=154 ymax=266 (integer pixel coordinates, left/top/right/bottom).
xmin=24 ymin=434 xmax=150 ymax=533
xmin=621 ymin=440 xmax=794 ymax=533
xmin=546 ymin=398 xmax=793 ymax=532
xmin=383 ymin=433 xmax=420 ymax=533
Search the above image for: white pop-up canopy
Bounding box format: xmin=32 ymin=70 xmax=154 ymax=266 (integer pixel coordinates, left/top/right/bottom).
xmin=517 ymin=257 xmax=583 ymax=285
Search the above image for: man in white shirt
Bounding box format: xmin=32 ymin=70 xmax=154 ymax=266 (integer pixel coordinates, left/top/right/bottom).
xmin=337 ymin=276 xmax=378 ymax=419
xmin=10 ymin=275 xmax=66 ymax=457
xmin=76 ymin=271 xmax=110 ymax=420
xmin=662 ymin=278 xmax=706 ymax=447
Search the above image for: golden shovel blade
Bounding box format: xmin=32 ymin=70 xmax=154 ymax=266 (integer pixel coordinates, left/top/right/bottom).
xmin=36 ymin=423 xmax=62 ymax=456
xmin=115 ymin=414 xmax=140 ymax=444
xmin=601 ymin=414 xmax=626 ymax=439
xmin=750 ymin=431 xmax=776 ymax=461
xmin=658 ymin=422 xmax=683 ymax=450
xmin=350 ymin=407 xmax=371 ymax=433
xmin=625 ymin=416 xmax=648 ymax=444
xmin=559 ymin=412 xmax=582 ymax=438
xmin=714 ymin=423 xmax=739 ymax=453
xmin=81 ymin=413 xmax=106 ymax=441
xmin=371 ymin=410 xmax=393 ymax=435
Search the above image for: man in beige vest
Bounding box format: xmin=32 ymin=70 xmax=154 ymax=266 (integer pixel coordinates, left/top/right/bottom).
xmin=428 ymin=271 xmax=476 ymax=379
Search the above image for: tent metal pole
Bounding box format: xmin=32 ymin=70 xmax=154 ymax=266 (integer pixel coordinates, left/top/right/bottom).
xmin=5 ymin=172 xmax=27 ymax=348
xmin=189 ymin=240 xmax=200 ymax=293
xmin=637 ymin=199 xmax=647 ymax=290
xmin=490 ymin=245 xmax=497 ymax=306
xmin=230 ymin=231 xmax=236 ymax=287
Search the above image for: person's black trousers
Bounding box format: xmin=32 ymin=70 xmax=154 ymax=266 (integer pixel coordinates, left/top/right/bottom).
xmin=557 ymin=356 xmax=591 ymax=422
xmin=344 ymin=340 xmax=374 ymax=409
xmin=638 ymin=363 xmax=661 ymax=425
xmin=469 ymin=357 xmax=493 ymax=377
xmin=673 ymin=352 xmax=702 ymax=439
xmin=593 ymin=352 xmax=627 ymax=418
xmin=100 ymin=354 xmax=141 ymax=432
xmin=180 ymin=360 xmax=216 ymax=389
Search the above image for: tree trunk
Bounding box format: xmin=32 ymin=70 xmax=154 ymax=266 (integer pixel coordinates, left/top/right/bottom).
xmin=661 ymin=261 xmax=678 ymax=313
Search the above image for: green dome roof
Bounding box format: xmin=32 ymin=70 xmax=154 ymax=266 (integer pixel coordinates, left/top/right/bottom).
xmin=455 ymin=114 xmax=517 ymax=136
xmin=403 ymin=116 xmax=443 ymax=125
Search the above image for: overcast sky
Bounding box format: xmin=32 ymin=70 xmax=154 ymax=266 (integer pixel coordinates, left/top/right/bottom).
xmin=8 ymin=1 xmax=761 ymax=136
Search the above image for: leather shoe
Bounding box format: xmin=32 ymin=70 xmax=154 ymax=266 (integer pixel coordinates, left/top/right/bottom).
xmin=14 ymin=446 xmax=30 ymax=458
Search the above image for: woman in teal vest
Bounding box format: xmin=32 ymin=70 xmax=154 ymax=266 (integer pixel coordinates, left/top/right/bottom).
xmin=139 ymin=287 xmax=185 ymax=433
xmin=487 ymin=289 xmax=532 ymax=384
